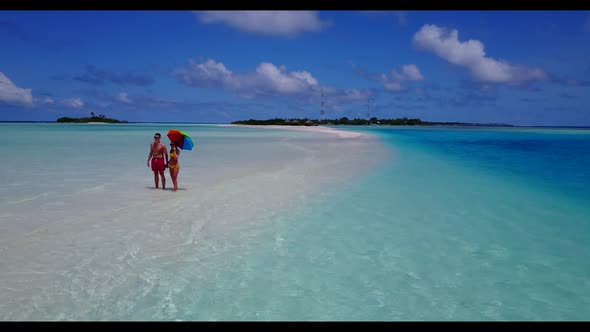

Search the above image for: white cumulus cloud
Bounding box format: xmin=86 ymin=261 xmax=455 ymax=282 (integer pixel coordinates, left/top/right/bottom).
xmin=175 ymin=58 xmax=374 ymax=113
xmin=342 ymin=88 xmax=368 ymax=101
xmin=117 ymin=92 xmax=132 ymax=103
xmin=413 ymin=24 xmax=547 ymax=84
xmin=33 ymin=96 xmax=55 ymax=105
xmin=380 ymin=64 xmax=424 ymax=92
xmin=175 ymin=58 xmax=319 ymax=97
xmin=196 ymin=11 xmax=329 ymax=37
xmin=0 ymin=72 xmax=33 ymax=106
xmin=41 ymin=96 xmax=55 ymax=104
xmin=402 ymin=64 xmax=424 ymax=81
xmin=175 ymin=59 xmax=233 ymax=89
xmin=255 ymin=62 xmax=318 ymax=94
xmin=62 ymin=98 xmax=84 ymax=108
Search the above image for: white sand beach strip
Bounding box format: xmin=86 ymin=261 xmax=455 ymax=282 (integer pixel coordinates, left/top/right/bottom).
xmin=218 ymin=124 xmax=366 ymax=139
xmin=0 ymin=123 xmax=389 ymax=320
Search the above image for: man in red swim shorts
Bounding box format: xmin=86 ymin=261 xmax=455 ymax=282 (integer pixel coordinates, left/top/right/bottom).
xmin=146 ymin=132 xmax=169 ymax=189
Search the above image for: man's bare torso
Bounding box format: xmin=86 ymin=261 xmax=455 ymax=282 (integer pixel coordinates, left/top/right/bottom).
xmin=151 ymin=142 xmax=166 ymax=158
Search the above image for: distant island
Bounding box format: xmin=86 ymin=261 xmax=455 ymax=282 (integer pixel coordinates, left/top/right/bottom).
xmin=57 ymin=112 xmax=127 ymax=123
xmin=231 ymin=117 xmax=513 ymax=127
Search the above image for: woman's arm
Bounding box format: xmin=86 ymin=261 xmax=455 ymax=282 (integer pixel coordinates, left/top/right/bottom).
xmin=164 ymin=146 xmax=169 ymax=168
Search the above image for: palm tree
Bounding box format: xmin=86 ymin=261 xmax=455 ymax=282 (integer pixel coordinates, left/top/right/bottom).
xmin=90 ymin=112 xmax=95 ymax=117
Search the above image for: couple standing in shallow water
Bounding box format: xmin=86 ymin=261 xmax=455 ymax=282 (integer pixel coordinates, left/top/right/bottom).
xmin=146 ymin=132 xmax=181 ymax=191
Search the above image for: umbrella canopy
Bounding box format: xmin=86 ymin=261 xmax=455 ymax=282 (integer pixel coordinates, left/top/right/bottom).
xmin=167 ymin=129 xmax=194 ymax=150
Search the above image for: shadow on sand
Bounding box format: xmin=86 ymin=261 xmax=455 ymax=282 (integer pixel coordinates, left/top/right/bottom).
xmin=145 ymin=187 xmax=187 ymax=191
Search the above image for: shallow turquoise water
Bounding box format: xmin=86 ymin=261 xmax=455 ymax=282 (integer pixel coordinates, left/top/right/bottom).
xmin=0 ymin=124 xmax=589 ymax=320
xmin=163 ymin=126 xmax=590 ymax=320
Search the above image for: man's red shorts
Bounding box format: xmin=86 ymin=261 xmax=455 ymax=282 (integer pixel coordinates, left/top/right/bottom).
xmin=151 ymin=157 xmax=165 ymax=172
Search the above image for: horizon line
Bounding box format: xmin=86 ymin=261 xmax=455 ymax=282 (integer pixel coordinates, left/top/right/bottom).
xmin=1 ymin=120 xmax=589 ymax=129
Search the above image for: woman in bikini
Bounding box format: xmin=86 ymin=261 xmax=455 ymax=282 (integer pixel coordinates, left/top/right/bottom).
xmin=168 ymin=142 xmax=180 ymax=191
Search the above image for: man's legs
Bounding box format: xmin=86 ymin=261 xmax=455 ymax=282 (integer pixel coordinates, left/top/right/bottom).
xmin=153 ymin=171 xmax=159 ymax=188
xmin=151 ymin=158 xmax=165 ymax=189
xmin=159 ymin=170 xmax=166 ymax=189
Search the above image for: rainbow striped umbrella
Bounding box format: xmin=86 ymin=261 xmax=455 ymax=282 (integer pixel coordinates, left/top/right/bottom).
xmin=167 ymin=129 xmax=194 ymax=150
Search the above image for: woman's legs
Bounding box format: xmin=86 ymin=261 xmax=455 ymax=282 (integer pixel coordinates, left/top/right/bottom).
xmin=171 ymin=166 xmax=179 ymax=191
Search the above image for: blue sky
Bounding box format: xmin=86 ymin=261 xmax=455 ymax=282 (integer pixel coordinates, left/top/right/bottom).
xmin=1 ymin=10 xmax=589 ymax=125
